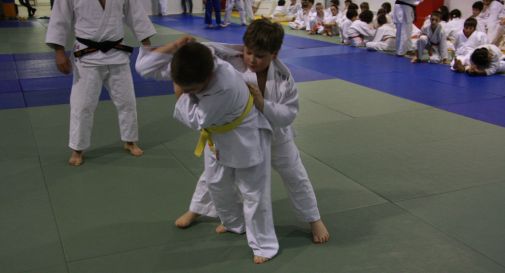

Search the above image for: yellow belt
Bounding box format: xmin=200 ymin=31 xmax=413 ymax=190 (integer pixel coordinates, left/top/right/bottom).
xmin=194 ymin=94 xmax=254 ymax=157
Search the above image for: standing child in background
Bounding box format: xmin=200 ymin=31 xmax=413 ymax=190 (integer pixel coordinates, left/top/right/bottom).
xmin=181 ymin=0 xmax=193 ymax=14
xmin=393 ymin=0 xmax=423 ymax=56
xmin=45 ymin=0 xmax=156 ymax=166
xmin=205 ymin=0 xmax=222 ymax=28
xmin=452 ymin=44 xmax=505 ymax=76
xmin=366 ymin=14 xmax=396 ymax=51
xmin=346 ymin=10 xmax=375 ymax=47
xmin=174 ymin=18 xmax=330 ymax=245
xmin=412 ymin=11 xmax=449 ymax=64
xmin=222 ymin=0 xmax=247 ymax=27
xmin=136 ymin=37 xmax=278 ymax=264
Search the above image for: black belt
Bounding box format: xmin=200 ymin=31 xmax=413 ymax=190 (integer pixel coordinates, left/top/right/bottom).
xmin=395 ymin=0 xmax=417 ymax=21
xmin=74 ymin=37 xmax=133 ymax=58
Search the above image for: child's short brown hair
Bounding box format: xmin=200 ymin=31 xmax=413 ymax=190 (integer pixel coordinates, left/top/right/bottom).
xmin=243 ymin=18 xmax=284 ymax=53
xmin=171 ymin=42 xmax=214 ymax=86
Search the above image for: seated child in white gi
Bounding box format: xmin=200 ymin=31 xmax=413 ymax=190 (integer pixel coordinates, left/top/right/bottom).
xmin=288 ymin=1 xmax=312 ymax=30
xmin=323 ymin=4 xmax=341 ymax=36
xmin=366 ymin=14 xmax=396 ymax=51
xmin=412 ymin=11 xmax=449 ymax=64
xmin=175 ymin=18 xmax=330 ymax=244
xmin=346 ymin=10 xmax=375 ymax=47
xmin=340 ymin=7 xmax=358 ymax=44
xmin=452 ymin=17 xmax=488 ymax=62
xmin=452 ymin=44 xmax=505 ymax=76
xmin=309 ymin=2 xmax=326 ymax=34
xmin=135 ymin=37 xmax=278 ymax=264
xmin=45 ymin=0 xmax=156 ymax=166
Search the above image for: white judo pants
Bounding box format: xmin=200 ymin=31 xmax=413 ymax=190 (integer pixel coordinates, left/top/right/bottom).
xmin=243 ymin=0 xmax=254 ymax=22
xmin=224 ymin=0 xmax=246 ymax=24
xmin=159 ymin=0 xmax=169 ymax=16
xmin=69 ymin=62 xmax=138 ymax=151
xmin=366 ymin=38 xmax=396 ymax=51
xmin=189 ymin=139 xmax=321 ymax=223
xmin=204 ymin=129 xmax=278 ymax=258
xmin=416 ymin=37 xmax=444 ymax=63
xmin=393 ymin=4 xmax=414 ymax=56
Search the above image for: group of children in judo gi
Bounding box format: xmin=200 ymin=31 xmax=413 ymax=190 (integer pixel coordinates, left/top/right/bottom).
xmin=268 ymin=0 xmax=505 ymax=76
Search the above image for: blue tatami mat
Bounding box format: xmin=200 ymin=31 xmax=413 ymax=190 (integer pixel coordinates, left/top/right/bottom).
xmin=0 ymin=92 xmax=25 ymax=109
xmin=0 ymin=20 xmax=38 ymax=28
xmin=441 ymin=98 xmax=505 ymax=128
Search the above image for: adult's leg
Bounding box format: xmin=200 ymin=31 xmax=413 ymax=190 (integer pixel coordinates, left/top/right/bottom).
xmin=103 ymin=64 xmax=142 ymax=156
xmin=68 ymin=64 xmax=105 ymax=161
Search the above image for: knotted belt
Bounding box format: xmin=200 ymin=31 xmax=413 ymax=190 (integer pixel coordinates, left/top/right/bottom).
xmin=194 ymin=94 xmax=254 ymax=157
xmin=73 ymin=37 xmax=133 ymax=58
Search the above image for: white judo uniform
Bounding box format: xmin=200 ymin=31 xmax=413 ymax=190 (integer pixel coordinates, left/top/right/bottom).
xmin=366 ymin=23 xmax=396 ymax=51
xmin=45 ymin=0 xmax=156 ymax=151
xmin=416 ymin=24 xmax=449 ymax=63
xmin=223 ymin=0 xmax=246 ymax=25
xmin=393 ymin=0 xmax=423 ymax=55
xmin=454 ymin=30 xmax=489 ymax=58
xmin=135 ymin=46 xmax=278 ymax=259
xmin=183 ymin=42 xmax=322 ymax=226
xmin=459 ymin=44 xmax=505 ymax=75
xmin=346 ymin=20 xmax=376 ymax=47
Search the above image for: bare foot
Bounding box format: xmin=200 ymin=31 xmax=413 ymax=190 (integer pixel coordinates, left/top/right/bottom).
xmin=411 ymin=57 xmax=420 ymax=63
xmin=311 ymin=219 xmax=330 ymax=244
xmin=124 ymin=142 xmax=143 ymax=157
xmin=452 ymin=59 xmax=465 ymax=73
xmin=215 ymin=224 xmax=227 ymax=234
xmin=253 ymin=256 xmax=270 ymax=264
xmin=68 ymin=150 xmax=84 ymax=166
xmin=175 ymin=211 xmax=200 ymax=229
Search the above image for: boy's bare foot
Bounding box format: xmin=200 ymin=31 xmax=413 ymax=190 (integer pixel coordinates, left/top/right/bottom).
xmin=175 ymin=211 xmax=200 ymax=228
xmin=411 ymin=57 xmax=420 ymax=63
xmin=215 ymin=224 xmax=227 ymax=234
xmin=68 ymin=150 xmax=84 ymax=166
xmin=453 ymin=59 xmax=465 ymax=72
xmin=253 ymin=256 xmax=270 ymax=264
xmin=311 ymin=219 xmax=330 ymax=244
xmin=124 ymin=142 xmax=143 ymax=157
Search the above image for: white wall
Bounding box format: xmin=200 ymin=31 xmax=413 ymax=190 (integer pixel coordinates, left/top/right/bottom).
xmin=445 ymin=0 xmax=474 ymax=19
xmin=140 ymin=0 xmax=204 ymax=15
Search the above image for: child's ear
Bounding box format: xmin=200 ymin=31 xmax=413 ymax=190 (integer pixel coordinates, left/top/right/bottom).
xmin=272 ymin=51 xmax=279 ymax=59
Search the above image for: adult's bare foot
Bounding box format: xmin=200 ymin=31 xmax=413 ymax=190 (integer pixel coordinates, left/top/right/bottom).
xmin=68 ymin=150 xmax=83 ymax=166
xmin=253 ymin=256 xmax=270 ymax=264
xmin=124 ymin=142 xmax=143 ymax=157
xmin=311 ymin=219 xmax=330 ymax=244
xmin=175 ymin=211 xmax=200 ymax=228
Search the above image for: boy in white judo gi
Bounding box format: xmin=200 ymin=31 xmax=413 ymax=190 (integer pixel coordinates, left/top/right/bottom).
xmin=45 ymin=0 xmax=156 ymax=166
xmin=452 ymin=18 xmax=488 ymax=63
xmin=174 ymin=19 xmax=330 ymax=244
xmin=412 ymin=11 xmax=449 ymax=64
xmin=135 ymin=37 xmax=278 ymax=264
xmin=393 ymin=0 xmax=423 ymax=56
xmin=452 ymin=44 xmax=505 ymax=76
xmin=366 ymin=14 xmax=396 ymax=51
xmin=346 ymin=10 xmax=375 ymax=47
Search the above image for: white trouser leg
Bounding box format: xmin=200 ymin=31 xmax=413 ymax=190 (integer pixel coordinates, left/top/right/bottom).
xmin=235 ymin=0 xmax=246 ymax=24
xmin=224 ymin=0 xmax=234 ymax=23
xmin=69 ymin=64 xmax=105 ymax=151
xmin=206 ymin=130 xmax=278 ymax=258
xmin=189 ymin=168 xmax=217 ymax=217
xmin=272 ymin=140 xmax=320 ymax=223
xmin=103 ymin=64 xmax=138 ymax=143
xmin=416 ymin=36 xmax=428 ymax=59
xmin=243 ymin=0 xmax=254 ymax=21
xmin=429 ymin=46 xmax=442 ymax=63
xmin=159 ymin=0 xmax=169 ymax=15
xmin=396 ymin=22 xmax=413 ymax=55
